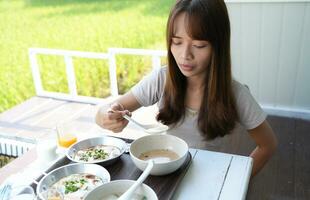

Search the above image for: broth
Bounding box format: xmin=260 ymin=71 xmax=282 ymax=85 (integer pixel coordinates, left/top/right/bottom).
xmin=138 ymin=149 xmax=179 ymax=163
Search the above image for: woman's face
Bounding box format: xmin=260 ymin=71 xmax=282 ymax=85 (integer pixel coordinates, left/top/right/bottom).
xmin=171 ymin=12 xmax=212 ymax=80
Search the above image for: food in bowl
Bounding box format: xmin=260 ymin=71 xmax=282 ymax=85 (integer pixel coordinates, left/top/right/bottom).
xmin=44 ymin=173 xmax=103 ymax=200
xmin=73 ymin=144 xmax=121 ymax=162
xmin=130 ymin=134 xmax=189 ymax=175
xmin=138 ymin=149 xmax=180 ymax=163
xmin=67 ymin=136 xmax=127 ymax=166
xmin=84 ymin=180 xmax=158 ymax=200
xmin=37 ymin=163 xmax=110 ymax=200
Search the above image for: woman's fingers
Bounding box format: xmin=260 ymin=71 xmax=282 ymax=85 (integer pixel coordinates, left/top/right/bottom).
xmin=107 ymin=109 xmax=131 ymax=120
xmin=107 ymin=110 xmax=123 ymax=120
xmin=96 ymin=102 xmax=131 ymax=133
xmin=110 ymin=102 xmax=124 ymax=112
xmin=108 ymin=119 xmax=128 ymax=133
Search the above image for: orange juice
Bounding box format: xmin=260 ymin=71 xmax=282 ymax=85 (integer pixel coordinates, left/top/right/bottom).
xmin=57 ymin=133 xmax=77 ymax=148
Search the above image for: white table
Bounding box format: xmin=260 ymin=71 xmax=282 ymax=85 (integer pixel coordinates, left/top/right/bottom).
xmin=0 ymin=147 xmax=253 ymax=200
xmin=173 ymin=149 xmax=253 ymax=200
xmin=0 ymin=97 xmax=253 ymax=199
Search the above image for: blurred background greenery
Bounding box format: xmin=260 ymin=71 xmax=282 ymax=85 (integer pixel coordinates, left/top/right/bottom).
xmin=0 ymin=0 xmax=174 ymax=112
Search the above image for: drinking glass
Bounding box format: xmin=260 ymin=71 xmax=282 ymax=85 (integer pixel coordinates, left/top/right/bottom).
xmin=56 ymin=121 xmax=78 ymax=148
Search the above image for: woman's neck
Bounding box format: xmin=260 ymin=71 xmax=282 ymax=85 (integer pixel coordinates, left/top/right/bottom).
xmin=187 ymin=76 xmax=205 ymax=91
xmin=185 ymin=77 xmax=206 ymax=111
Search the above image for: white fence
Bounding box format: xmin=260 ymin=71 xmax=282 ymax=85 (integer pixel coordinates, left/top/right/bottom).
xmin=29 ymin=47 xmax=166 ymax=104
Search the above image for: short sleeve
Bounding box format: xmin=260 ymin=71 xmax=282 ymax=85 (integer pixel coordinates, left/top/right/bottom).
xmin=131 ymin=67 xmax=166 ymax=107
xmin=233 ymin=81 xmax=267 ymax=130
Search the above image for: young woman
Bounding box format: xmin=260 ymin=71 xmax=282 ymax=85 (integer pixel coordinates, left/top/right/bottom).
xmin=96 ymin=0 xmax=277 ymax=176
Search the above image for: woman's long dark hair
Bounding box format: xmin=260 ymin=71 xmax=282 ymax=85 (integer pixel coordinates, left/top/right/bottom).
xmin=157 ymin=0 xmax=239 ymax=140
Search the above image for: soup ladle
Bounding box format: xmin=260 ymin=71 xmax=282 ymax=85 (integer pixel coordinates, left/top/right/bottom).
xmin=117 ymin=160 xmax=154 ymax=200
xmin=123 ymin=114 xmax=168 ymax=134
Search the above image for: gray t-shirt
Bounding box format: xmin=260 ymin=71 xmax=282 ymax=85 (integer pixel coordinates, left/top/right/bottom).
xmin=131 ymin=67 xmax=266 ymax=149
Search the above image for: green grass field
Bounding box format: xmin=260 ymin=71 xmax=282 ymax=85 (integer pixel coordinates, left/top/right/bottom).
xmin=0 ymin=0 xmax=174 ymax=112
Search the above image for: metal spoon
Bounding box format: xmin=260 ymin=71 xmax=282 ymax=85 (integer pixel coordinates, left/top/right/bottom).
xmin=117 ymin=160 xmax=154 ymax=200
xmin=123 ymin=114 xmax=168 ymax=134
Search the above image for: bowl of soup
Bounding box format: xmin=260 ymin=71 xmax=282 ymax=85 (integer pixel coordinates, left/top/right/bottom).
xmin=37 ymin=163 xmax=110 ymax=200
xmin=84 ymin=180 xmax=157 ymax=200
xmin=66 ymin=136 xmax=127 ymax=166
xmin=130 ymin=134 xmax=189 ymax=175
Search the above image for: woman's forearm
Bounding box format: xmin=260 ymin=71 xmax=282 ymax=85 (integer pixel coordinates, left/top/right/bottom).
xmin=248 ymin=121 xmax=278 ymax=177
xmin=250 ymin=145 xmax=275 ymax=177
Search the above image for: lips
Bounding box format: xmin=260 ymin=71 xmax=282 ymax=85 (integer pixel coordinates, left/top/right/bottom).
xmin=179 ymin=63 xmax=194 ymax=71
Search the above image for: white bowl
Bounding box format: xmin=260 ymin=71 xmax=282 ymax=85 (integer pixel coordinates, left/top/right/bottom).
xmin=84 ymin=180 xmax=158 ymax=200
xmin=66 ymin=136 xmax=127 ymax=166
xmin=130 ymin=134 xmax=189 ymax=176
xmin=37 ymin=163 xmax=110 ymax=200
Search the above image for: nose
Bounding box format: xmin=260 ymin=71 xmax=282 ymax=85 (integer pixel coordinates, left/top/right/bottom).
xmin=181 ymin=44 xmax=193 ymax=60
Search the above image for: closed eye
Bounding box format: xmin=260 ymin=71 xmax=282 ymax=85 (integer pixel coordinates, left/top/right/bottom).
xmin=193 ymin=45 xmax=207 ymax=48
xmin=172 ymin=40 xmax=181 ymax=45
xmin=193 ymin=40 xmax=209 ymax=49
xmin=171 ymin=37 xmax=182 ymax=45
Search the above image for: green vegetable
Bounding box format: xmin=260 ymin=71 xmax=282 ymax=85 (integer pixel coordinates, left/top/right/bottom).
xmin=64 ymin=178 xmax=87 ymax=194
xmin=79 ymin=147 xmax=109 ymax=161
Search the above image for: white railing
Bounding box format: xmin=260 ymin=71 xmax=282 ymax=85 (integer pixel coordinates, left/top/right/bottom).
xmin=0 ymin=134 xmax=35 ymax=157
xmin=29 ymin=48 xmax=167 ymax=104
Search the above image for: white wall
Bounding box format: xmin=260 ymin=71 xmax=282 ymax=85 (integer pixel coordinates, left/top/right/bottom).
xmin=226 ymin=0 xmax=310 ymax=117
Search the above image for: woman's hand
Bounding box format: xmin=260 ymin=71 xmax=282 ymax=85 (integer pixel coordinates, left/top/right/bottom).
xmin=96 ymin=102 xmax=131 ymax=133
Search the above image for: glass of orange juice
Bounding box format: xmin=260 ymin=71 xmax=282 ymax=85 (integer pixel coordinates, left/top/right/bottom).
xmin=56 ymin=121 xmax=77 ymax=148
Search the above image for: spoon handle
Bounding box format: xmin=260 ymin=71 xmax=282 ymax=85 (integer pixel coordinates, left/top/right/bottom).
xmin=118 ymin=160 xmax=154 ymax=200
xmin=123 ymin=114 xmax=147 ymax=131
